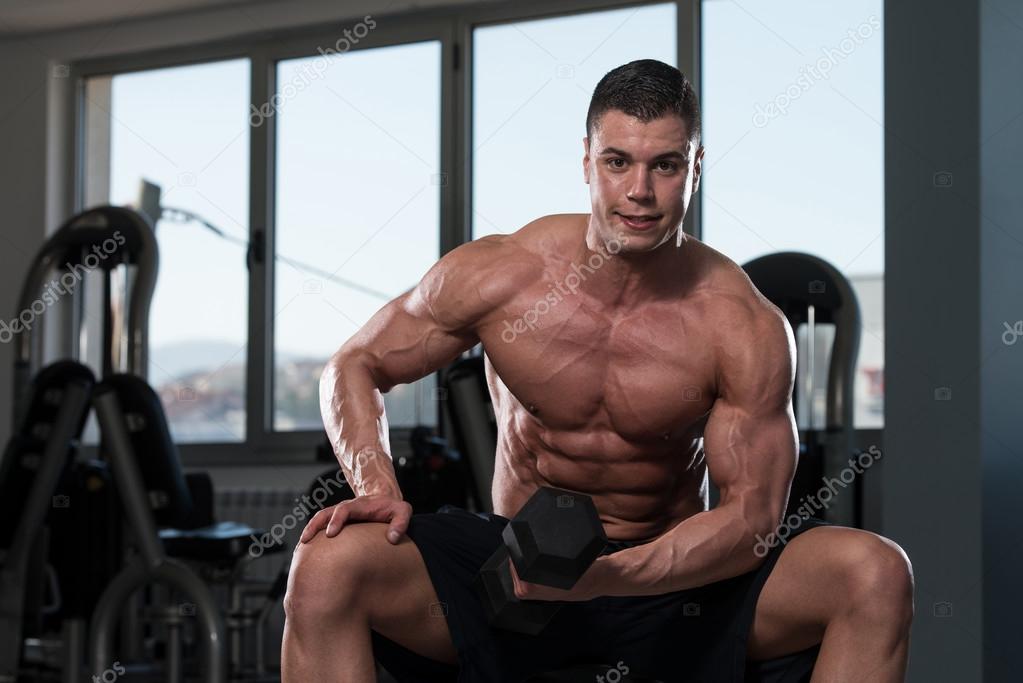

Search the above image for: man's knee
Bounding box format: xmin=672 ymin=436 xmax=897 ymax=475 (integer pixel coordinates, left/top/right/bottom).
xmin=284 ymin=523 xmax=388 ymax=625
xmin=841 ymin=533 xmax=914 ymax=629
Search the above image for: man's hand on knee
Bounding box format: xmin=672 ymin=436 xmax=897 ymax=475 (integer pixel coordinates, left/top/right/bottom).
xmin=300 ymin=495 xmax=412 ymax=545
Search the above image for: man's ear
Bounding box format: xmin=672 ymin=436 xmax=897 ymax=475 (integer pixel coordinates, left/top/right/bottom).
xmin=691 ymin=145 xmax=705 ymax=194
xmin=583 ymin=136 xmax=591 ymax=184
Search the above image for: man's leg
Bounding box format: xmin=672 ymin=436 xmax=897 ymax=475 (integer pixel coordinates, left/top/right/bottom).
xmin=282 ymin=522 xmax=458 ymax=681
xmin=746 ymin=526 xmax=914 ymax=682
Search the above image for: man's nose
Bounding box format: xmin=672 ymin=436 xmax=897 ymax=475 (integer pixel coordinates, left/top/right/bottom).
xmin=625 ymin=169 xmax=654 ymax=202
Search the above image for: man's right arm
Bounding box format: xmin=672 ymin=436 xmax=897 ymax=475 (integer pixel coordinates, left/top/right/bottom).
xmin=319 ymin=235 xmax=520 ymax=502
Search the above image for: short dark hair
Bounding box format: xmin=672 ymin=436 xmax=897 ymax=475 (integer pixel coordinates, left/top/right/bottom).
xmin=586 ymin=59 xmax=701 ymax=146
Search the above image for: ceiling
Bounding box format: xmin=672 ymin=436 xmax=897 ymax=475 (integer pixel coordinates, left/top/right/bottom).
xmin=0 ymin=0 xmax=262 ymax=36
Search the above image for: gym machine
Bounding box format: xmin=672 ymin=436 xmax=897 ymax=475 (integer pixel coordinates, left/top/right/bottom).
xmin=1 ymin=204 xmax=280 ymax=682
xmin=742 ymin=252 xmax=863 ymax=527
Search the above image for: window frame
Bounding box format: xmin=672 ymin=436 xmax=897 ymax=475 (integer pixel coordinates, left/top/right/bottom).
xmin=70 ymin=0 xmax=699 ymax=465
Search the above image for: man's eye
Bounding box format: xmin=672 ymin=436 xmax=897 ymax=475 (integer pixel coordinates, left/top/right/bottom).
xmin=607 ymin=158 xmax=626 ymax=169
xmin=656 ymin=161 xmax=678 ymax=172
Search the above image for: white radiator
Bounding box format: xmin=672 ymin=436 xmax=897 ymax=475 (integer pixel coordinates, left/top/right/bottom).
xmin=214 ymin=487 xmax=306 ymax=671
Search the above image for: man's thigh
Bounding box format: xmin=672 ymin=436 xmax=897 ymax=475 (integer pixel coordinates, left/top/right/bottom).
xmin=746 ymin=525 xmax=901 ymax=661
xmin=296 ymin=521 xmax=458 ymax=665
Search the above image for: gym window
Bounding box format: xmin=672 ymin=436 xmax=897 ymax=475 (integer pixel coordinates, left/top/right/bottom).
xmin=81 ymin=59 xmax=252 ymax=444
xmin=272 ymin=41 xmax=442 ymax=432
xmin=73 ymin=0 xmax=882 ymax=462
xmin=701 ymin=0 xmax=885 ymax=428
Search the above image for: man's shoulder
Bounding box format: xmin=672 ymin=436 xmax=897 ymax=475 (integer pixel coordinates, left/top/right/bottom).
xmin=506 ymin=213 xmax=587 ymax=248
xmin=458 ymin=213 xmax=579 ymax=253
xmin=414 ymin=216 xmax=563 ymax=327
xmin=690 ymin=242 xmax=774 ymax=317
xmin=688 ymin=242 xmax=792 ymax=361
xmin=449 ymin=214 xmax=583 ymax=279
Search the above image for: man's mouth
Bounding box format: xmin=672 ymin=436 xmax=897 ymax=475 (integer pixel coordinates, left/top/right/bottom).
xmin=615 ymin=212 xmax=662 ymax=230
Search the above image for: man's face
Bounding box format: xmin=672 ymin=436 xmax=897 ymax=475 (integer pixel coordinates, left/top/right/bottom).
xmin=583 ymin=110 xmax=704 ymax=252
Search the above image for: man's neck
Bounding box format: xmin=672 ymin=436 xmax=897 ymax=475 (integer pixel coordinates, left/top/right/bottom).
xmin=578 ymin=217 xmax=689 ymax=308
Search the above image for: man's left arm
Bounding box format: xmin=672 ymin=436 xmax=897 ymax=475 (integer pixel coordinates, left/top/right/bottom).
xmin=514 ymin=307 xmax=798 ymax=601
xmin=600 ymin=307 xmax=797 ymax=596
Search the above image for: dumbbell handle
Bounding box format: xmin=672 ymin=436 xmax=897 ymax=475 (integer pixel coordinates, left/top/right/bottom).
xmin=476 ymin=546 xmax=562 ymax=635
xmin=477 ymin=486 xmax=606 ymax=635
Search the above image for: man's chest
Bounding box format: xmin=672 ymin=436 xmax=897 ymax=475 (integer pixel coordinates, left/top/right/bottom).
xmin=479 ymin=293 xmax=718 ymax=440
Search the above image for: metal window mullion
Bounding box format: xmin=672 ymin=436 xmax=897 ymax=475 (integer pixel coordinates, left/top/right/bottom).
xmin=247 ymin=47 xmax=273 ymax=447
xmin=448 ymin=16 xmax=475 ymax=252
xmin=441 ymin=21 xmax=464 ymax=255
xmin=678 ymin=0 xmax=702 ymax=240
xmin=437 ymin=19 xmax=460 ymax=430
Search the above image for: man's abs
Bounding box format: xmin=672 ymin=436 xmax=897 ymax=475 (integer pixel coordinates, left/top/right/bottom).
xmin=488 ymin=394 xmax=711 ymax=542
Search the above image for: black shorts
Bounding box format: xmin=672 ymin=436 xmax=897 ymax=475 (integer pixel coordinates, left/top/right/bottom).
xmin=372 ymin=506 xmax=829 ymax=683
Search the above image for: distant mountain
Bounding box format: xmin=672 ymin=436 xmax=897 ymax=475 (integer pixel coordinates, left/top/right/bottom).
xmin=146 ymin=340 xmax=427 ymax=441
xmin=149 ymin=347 xmax=328 ymax=440
xmin=150 ymin=340 xmax=246 ymax=380
xmin=150 ymin=340 xmax=311 ymax=381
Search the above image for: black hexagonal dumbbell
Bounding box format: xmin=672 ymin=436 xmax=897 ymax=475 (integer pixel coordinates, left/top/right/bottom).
xmin=476 ymin=487 xmax=607 ymax=635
